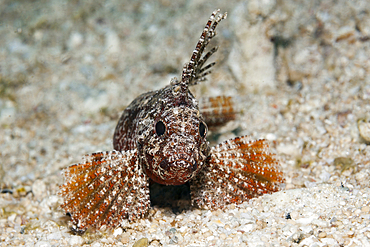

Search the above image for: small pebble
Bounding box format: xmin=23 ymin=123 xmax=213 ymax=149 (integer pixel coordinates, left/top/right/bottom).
xmin=346 ymin=230 xmax=355 ymax=237
xmin=35 ymin=241 xmax=51 ymax=247
xmin=288 ymin=232 xmax=302 ymax=243
xmin=113 ymin=227 xmax=123 ymax=237
xmin=169 ymin=236 xmax=178 ymax=244
xmin=32 ymin=180 xmax=46 ymax=200
xmin=7 ymin=214 xmax=16 ymax=223
xmin=290 ymin=211 xmax=299 ymax=220
xmin=69 ymin=235 xmax=84 ymax=245
xmin=361 ymin=206 xmax=370 ymax=213
xmin=105 ymin=30 xmax=120 ymax=54
xmin=299 ymin=235 xmax=318 ymax=246
xmin=318 ymin=231 xmax=327 ymax=238
xmin=300 ymin=225 xmax=313 ymax=234
xmin=321 ymin=237 xmax=338 ymax=245
xmin=47 ymin=232 xmax=62 ymax=240
xmin=120 ymin=233 xmax=130 ymax=244
xmin=68 ymin=32 xmax=84 ymax=49
xmin=132 ymin=238 xmax=149 ymax=247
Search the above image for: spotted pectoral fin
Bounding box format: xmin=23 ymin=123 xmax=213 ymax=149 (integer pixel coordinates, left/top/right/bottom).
xmin=199 ymin=96 xmax=237 ymax=128
xmin=190 ymin=136 xmax=284 ymax=210
xmin=59 ymin=150 xmax=149 ymax=233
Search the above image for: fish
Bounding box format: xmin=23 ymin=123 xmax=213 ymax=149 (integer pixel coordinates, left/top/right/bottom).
xmin=59 ymin=9 xmax=284 ymax=233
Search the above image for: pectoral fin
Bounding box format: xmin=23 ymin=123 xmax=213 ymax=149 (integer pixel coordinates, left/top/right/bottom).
xmin=191 ymin=136 xmax=284 ymax=209
xmin=59 ymin=150 xmax=149 ymax=233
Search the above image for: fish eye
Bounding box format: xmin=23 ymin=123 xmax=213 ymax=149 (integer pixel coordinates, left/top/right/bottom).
xmin=199 ymin=121 xmax=207 ymax=138
xmin=155 ymin=120 xmax=166 ymax=136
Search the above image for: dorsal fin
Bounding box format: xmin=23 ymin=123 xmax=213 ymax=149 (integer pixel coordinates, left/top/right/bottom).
xmin=178 ymin=9 xmax=227 ymax=99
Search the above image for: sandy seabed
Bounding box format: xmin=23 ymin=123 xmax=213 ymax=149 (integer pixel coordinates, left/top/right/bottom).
xmin=1 ymin=0 xmax=370 ymax=246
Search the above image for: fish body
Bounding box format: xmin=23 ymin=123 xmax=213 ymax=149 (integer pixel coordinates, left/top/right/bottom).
xmin=59 ymin=10 xmax=284 ymax=233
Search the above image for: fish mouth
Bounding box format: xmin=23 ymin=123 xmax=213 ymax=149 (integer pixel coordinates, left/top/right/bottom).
xmin=143 ymin=150 xmax=201 ymax=185
xmin=158 ymin=158 xmax=197 ymax=185
xmin=144 ymin=153 xmax=198 ymax=185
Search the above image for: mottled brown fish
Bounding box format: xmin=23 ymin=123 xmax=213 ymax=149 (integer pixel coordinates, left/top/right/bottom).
xmin=59 ymin=9 xmax=284 ymax=233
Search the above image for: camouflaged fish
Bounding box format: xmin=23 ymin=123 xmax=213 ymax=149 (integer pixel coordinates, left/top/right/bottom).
xmin=59 ymin=9 xmax=284 ymax=233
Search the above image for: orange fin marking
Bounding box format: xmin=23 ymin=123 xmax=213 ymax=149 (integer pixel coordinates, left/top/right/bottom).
xmin=191 ymin=136 xmax=284 ymax=210
xmin=59 ymin=150 xmax=150 ymax=233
